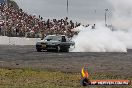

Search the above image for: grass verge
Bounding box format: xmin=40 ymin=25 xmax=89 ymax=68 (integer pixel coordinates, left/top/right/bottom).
xmin=0 ymin=68 xmax=131 ymax=88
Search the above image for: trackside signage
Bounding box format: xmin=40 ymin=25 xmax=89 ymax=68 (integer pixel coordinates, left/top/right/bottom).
xmin=90 ymin=80 xmax=130 ymax=85
xmin=81 ymin=66 xmax=131 ymax=86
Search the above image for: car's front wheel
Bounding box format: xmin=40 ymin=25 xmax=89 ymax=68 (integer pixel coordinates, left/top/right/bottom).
xmin=36 ymin=48 xmax=42 ymax=52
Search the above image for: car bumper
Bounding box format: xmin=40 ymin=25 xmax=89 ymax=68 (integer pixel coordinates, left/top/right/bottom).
xmin=36 ymin=44 xmax=57 ymax=50
xmin=36 ymin=44 xmax=69 ymax=50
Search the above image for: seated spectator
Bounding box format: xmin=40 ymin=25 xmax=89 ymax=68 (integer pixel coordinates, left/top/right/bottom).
xmin=0 ymin=3 xmax=83 ymax=38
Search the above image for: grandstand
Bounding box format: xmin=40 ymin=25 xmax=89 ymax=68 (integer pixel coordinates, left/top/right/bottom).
xmin=0 ymin=1 xmax=78 ymax=38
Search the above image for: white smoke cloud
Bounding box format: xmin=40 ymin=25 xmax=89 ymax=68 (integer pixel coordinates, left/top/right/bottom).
xmin=72 ymin=0 xmax=132 ymax=52
xmin=107 ymin=0 xmax=132 ymax=29
xmin=72 ymin=23 xmax=132 ymax=52
xmin=108 ymin=0 xmax=132 ymax=9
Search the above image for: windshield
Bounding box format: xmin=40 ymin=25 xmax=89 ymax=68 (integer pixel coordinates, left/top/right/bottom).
xmin=44 ymin=35 xmax=61 ymax=41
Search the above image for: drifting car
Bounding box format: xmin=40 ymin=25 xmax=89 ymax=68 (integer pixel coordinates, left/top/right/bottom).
xmin=36 ymin=35 xmax=75 ymax=52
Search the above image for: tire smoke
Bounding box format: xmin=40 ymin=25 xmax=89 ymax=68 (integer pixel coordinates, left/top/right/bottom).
xmin=72 ymin=0 xmax=132 ymax=52
xmin=72 ymin=24 xmax=132 ymax=52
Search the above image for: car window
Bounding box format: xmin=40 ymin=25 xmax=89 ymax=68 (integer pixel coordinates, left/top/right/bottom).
xmin=44 ymin=35 xmax=61 ymax=41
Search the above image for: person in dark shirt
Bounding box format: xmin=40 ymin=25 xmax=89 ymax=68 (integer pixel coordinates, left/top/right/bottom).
xmin=62 ymin=36 xmax=66 ymax=42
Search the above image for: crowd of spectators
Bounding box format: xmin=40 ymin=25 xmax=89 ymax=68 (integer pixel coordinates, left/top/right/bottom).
xmin=0 ymin=3 xmax=80 ymax=38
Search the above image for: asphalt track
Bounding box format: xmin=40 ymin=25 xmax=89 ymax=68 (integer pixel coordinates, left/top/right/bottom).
xmin=0 ymin=45 xmax=132 ymax=76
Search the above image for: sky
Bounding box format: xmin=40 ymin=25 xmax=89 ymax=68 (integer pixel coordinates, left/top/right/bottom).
xmin=15 ymin=0 xmax=114 ymax=24
xmin=0 ymin=0 xmax=4 ymax=3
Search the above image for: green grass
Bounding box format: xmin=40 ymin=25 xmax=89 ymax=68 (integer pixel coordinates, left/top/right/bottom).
xmin=0 ymin=68 xmax=131 ymax=88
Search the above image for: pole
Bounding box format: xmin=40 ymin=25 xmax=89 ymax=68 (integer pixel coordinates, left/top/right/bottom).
xmin=67 ymin=0 xmax=69 ymax=15
xmin=66 ymin=0 xmax=69 ymax=35
xmin=105 ymin=9 xmax=108 ymax=26
xmin=105 ymin=10 xmax=106 ymax=26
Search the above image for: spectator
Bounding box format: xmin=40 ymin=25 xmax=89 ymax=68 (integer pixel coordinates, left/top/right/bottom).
xmin=0 ymin=3 xmax=81 ymax=38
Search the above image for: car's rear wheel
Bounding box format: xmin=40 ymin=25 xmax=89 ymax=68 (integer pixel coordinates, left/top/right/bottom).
xmin=63 ymin=48 xmax=69 ymax=52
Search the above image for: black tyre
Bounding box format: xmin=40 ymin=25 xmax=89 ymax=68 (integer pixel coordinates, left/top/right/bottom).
xmin=47 ymin=49 xmax=52 ymax=52
xmin=37 ymin=48 xmax=42 ymax=52
xmin=63 ymin=48 xmax=69 ymax=52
